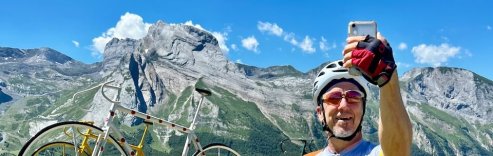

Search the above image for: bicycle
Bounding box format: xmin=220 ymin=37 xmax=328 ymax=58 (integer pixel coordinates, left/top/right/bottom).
xmin=19 ymin=81 xmax=240 ymax=156
xmin=279 ymin=138 xmax=316 ymax=155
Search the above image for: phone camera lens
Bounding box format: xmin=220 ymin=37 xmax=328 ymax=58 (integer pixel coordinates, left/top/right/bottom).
xmin=351 ymin=23 xmax=356 ymax=27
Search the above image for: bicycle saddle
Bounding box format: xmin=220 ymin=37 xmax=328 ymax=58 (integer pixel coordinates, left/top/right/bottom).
xmin=195 ymin=88 xmax=212 ymax=96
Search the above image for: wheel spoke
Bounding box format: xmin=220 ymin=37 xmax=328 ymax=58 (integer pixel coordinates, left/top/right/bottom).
xmin=194 ymin=143 xmax=240 ymax=156
xmin=19 ymin=121 xmax=127 ymax=156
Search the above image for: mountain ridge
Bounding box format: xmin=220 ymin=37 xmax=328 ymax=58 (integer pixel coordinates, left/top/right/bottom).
xmin=0 ymin=21 xmax=492 ymax=155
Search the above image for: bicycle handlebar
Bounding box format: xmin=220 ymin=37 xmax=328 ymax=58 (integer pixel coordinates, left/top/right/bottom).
xmin=101 ymin=81 xmax=121 ymax=104
xmin=279 ymin=138 xmax=315 ymax=154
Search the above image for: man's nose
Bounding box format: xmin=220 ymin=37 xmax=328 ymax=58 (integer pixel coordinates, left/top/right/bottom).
xmin=337 ymin=98 xmax=351 ymax=111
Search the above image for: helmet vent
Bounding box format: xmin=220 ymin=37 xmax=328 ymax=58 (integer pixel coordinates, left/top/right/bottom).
xmin=313 ymin=81 xmax=318 ymax=87
xmin=326 ymin=63 xmax=337 ymax=68
xmin=337 ymin=61 xmax=344 ymax=66
xmin=333 ymin=69 xmax=348 ymax=72
xmin=318 ymin=71 xmax=325 ymax=77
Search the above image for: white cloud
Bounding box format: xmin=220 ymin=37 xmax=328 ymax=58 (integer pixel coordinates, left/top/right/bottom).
xmin=224 ymin=26 xmax=232 ymax=33
xmin=72 ymin=40 xmax=80 ymax=48
xmin=257 ymin=21 xmax=284 ymax=37
xmin=256 ymin=21 xmax=325 ymax=53
xmin=300 ymin=36 xmax=315 ymax=53
xmin=91 ymin=50 xmax=102 ymax=59
xmin=487 ymin=25 xmax=492 ymax=30
xmin=235 ymin=59 xmax=243 ymax=64
xmin=324 ymin=52 xmax=330 ymax=58
xmin=283 ymin=33 xmax=298 ymax=45
xmin=92 ymin=12 xmax=151 ymax=54
xmin=319 ymin=37 xmax=336 ymax=52
xmin=231 ymin=44 xmax=238 ymax=51
xmin=211 ymin=32 xmax=229 ymax=53
xmin=319 ymin=37 xmax=329 ymax=51
xmin=441 ymin=36 xmax=449 ymax=42
xmin=396 ymin=62 xmax=412 ymax=68
xmin=398 ymin=42 xmax=408 ymax=50
xmin=283 ymin=33 xmax=316 ymax=53
xmin=457 ymin=49 xmax=473 ymax=59
xmin=241 ymin=36 xmax=259 ymax=53
xmin=92 ymin=36 xmax=112 ymax=55
xmin=411 ymin=43 xmax=461 ymax=67
xmin=184 ymin=20 xmax=205 ymax=30
xmin=464 ymin=49 xmax=473 ymax=57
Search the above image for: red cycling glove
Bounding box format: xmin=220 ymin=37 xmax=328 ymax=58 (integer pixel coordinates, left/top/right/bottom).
xmin=351 ymin=35 xmax=396 ymax=87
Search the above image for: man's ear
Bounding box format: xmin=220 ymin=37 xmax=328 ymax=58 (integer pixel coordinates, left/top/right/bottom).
xmin=316 ymin=106 xmax=324 ymax=123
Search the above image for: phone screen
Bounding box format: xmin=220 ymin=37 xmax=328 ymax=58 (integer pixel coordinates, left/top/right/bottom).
xmin=348 ymin=21 xmax=377 ymax=37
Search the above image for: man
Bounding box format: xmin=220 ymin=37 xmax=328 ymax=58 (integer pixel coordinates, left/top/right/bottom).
xmin=306 ymin=33 xmax=412 ymax=156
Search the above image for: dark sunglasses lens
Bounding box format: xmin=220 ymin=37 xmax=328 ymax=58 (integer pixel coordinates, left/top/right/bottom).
xmin=324 ymin=92 xmax=343 ymax=104
xmin=328 ymin=92 xmax=343 ymax=99
xmin=346 ymin=90 xmax=363 ymax=98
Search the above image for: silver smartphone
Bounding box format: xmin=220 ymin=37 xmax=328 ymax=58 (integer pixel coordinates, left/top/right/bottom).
xmin=347 ymin=21 xmax=377 ymax=76
xmin=348 ymin=21 xmax=377 ymax=37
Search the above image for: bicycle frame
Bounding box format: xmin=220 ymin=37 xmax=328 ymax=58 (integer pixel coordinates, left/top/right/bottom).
xmin=91 ymin=81 xmax=210 ymax=156
xmin=62 ymin=121 xmax=97 ymax=154
xmin=61 ymin=121 xmax=151 ymax=155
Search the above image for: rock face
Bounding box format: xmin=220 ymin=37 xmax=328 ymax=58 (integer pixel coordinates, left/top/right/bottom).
xmin=1 ymin=47 xmax=80 ymax=66
xmin=0 ymin=20 xmax=492 ymax=155
xmin=88 ymin=20 xmax=493 ymax=155
xmin=400 ymin=67 xmax=493 ymax=155
xmin=0 ymin=47 xmax=100 ymax=98
xmin=0 ymin=47 xmax=102 ymax=155
xmin=402 ymin=67 xmax=493 ymax=123
xmin=78 ymin=21 xmax=318 ymax=155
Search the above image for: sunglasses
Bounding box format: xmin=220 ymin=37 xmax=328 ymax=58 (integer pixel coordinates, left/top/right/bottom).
xmin=322 ymin=90 xmax=365 ymax=105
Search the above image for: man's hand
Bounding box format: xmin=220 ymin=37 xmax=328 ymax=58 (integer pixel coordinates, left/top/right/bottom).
xmin=342 ymin=33 xmax=396 ymax=87
xmin=343 ymin=33 xmax=413 ymax=156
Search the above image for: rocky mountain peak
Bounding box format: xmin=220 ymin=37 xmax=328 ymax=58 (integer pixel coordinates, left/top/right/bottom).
xmin=26 ymin=47 xmax=74 ymax=64
xmin=93 ymin=20 xmax=246 ymax=125
xmin=1 ymin=39 xmax=493 ymax=155
xmin=0 ymin=47 xmax=74 ymax=65
xmin=137 ymin=20 xmax=240 ymax=81
xmin=146 ymin=20 xmax=219 ymax=47
xmin=237 ymin=63 xmax=305 ymax=79
xmin=141 ymin=20 xmax=224 ymax=67
xmin=401 ymin=67 xmax=493 ymax=123
xmin=0 ymin=47 xmax=27 ymax=59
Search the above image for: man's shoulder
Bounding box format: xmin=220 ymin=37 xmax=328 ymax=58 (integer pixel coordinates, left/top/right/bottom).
xmin=304 ymin=140 xmax=381 ymax=156
xmin=359 ymin=140 xmax=378 ymax=149
xmin=358 ymin=140 xmax=382 ymax=156
xmin=303 ymin=149 xmax=323 ymax=156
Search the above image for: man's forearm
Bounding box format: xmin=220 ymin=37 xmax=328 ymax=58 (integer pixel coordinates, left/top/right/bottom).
xmin=378 ymin=70 xmax=413 ymax=155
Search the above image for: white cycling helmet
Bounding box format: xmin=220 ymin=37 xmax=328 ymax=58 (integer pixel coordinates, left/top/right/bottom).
xmin=312 ymin=60 xmax=370 ymax=105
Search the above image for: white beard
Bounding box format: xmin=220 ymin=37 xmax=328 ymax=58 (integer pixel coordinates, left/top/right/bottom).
xmin=332 ymin=126 xmax=356 ymax=137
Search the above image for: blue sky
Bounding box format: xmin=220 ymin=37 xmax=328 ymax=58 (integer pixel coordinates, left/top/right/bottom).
xmin=1 ymin=0 xmax=492 ymax=80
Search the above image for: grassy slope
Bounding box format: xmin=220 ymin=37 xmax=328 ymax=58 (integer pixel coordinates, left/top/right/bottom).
xmin=414 ymin=103 xmax=492 ymax=155
xmin=163 ymin=79 xmax=288 ymax=155
xmin=2 ymin=76 xmax=492 ymax=155
xmin=110 ymin=79 xmax=288 ymax=155
xmin=0 ymin=82 xmax=98 ymax=155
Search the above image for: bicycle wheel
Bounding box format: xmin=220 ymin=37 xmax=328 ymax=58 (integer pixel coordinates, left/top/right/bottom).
xmin=32 ymin=141 xmax=90 ymax=156
xmin=19 ymin=121 xmax=127 ymax=156
xmin=193 ymin=143 xmax=240 ymax=156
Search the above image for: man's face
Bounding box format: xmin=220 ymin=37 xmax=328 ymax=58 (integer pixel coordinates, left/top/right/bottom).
xmin=316 ymin=82 xmax=364 ymax=137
